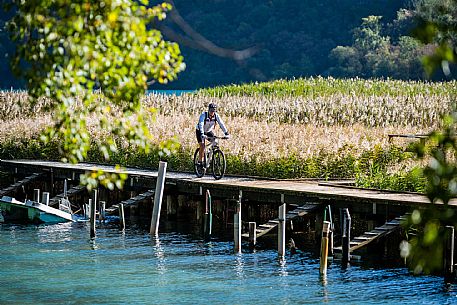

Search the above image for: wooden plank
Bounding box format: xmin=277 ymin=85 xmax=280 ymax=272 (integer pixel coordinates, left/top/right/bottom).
xmin=334 ymin=213 xmax=408 ymax=253
xmin=242 ymin=202 xmax=322 ymax=239
xmin=49 ymin=185 xmax=86 ymax=207
xmin=105 ymin=190 xmax=154 ymax=215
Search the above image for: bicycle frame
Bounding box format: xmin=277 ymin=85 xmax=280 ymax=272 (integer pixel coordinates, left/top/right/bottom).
xmin=194 ymin=135 xmax=228 ymax=179
xmin=203 ymin=136 xmax=226 ymax=166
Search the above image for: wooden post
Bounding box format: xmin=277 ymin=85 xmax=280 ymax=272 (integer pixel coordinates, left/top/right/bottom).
xmin=166 ymin=195 xmax=177 ymax=219
xmin=41 ymin=192 xmax=50 ymax=206
xmin=342 ymin=208 xmax=351 ymax=267
xmin=93 ymin=189 xmax=98 ymax=219
xmin=444 ymin=226 xmax=455 ymax=281
xmin=100 ymin=201 xmax=106 ymax=222
xmin=249 ymin=222 xmax=256 ymax=249
xmin=234 ymin=190 xmax=242 ymax=254
xmin=119 ymin=203 xmax=125 ymax=231
xmin=63 ymin=179 xmax=68 ymax=198
xmin=50 ymin=169 xmax=54 ymax=197
xmin=196 ymin=200 xmax=202 ymax=222
xmin=278 ymin=203 xmax=286 ymax=258
xmin=326 ymin=205 xmax=334 ymax=257
xmin=33 ymin=189 xmax=40 ymax=203
xmin=89 ymin=199 xmax=96 ymax=238
xmin=203 ymin=190 xmax=212 ymax=241
xmin=177 ymin=195 xmax=186 ymax=217
xmin=320 ymin=221 xmax=331 ymax=275
xmin=150 ymin=161 xmax=167 ymax=236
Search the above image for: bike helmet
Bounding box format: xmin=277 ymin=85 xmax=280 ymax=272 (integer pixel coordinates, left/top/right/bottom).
xmin=208 ymin=103 xmax=217 ymax=112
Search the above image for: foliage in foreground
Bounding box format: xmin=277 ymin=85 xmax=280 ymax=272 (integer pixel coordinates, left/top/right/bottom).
xmin=7 ymin=0 xmax=185 ymax=189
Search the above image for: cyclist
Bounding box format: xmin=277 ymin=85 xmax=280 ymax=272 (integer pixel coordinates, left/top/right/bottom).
xmin=195 ymin=103 xmax=230 ymax=166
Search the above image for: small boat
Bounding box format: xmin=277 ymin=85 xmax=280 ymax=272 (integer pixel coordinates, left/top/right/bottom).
xmin=0 ymin=196 xmax=75 ymax=224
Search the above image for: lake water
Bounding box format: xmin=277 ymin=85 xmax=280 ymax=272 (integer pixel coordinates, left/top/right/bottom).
xmin=1 ymin=221 xmax=456 ymax=305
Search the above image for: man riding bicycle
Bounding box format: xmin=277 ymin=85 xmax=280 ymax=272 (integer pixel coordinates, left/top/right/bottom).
xmin=195 ymin=103 xmax=230 ymax=166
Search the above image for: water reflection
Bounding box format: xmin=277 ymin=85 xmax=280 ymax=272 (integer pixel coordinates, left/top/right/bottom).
xmin=37 ymin=222 xmax=73 ymax=243
xmin=319 ymin=273 xmax=329 ymax=303
xmin=234 ymin=253 xmax=245 ymax=280
xmin=152 ymin=236 xmax=167 ymax=275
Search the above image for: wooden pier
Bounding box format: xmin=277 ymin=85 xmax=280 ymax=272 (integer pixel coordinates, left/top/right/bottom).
xmin=1 ymin=159 xmax=455 ymax=212
xmin=2 ymin=159 xmax=457 ymax=254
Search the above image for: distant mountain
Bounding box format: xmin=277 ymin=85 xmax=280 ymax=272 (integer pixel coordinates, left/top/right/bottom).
xmin=1 ymin=0 xmax=411 ymax=89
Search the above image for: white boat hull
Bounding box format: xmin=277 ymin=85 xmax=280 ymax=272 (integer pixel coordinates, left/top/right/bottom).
xmin=0 ymin=196 xmax=74 ymax=224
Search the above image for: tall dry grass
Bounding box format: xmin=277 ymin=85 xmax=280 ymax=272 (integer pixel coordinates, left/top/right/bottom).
xmin=0 ymin=77 xmax=448 ymax=181
xmin=143 ymin=92 xmax=450 ymax=128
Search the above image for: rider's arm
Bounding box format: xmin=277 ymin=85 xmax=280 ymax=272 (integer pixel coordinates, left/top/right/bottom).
xmin=215 ymin=113 xmax=229 ymax=135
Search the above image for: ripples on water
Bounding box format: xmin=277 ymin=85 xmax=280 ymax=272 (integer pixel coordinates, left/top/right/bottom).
xmin=0 ymin=222 xmax=456 ymax=305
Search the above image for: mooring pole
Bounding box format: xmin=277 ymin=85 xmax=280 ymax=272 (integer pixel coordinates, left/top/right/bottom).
xmin=63 ymin=179 xmax=68 ymax=199
xmin=342 ymin=208 xmax=351 ymax=267
xmin=327 ymin=205 xmax=334 ymax=257
xmin=203 ymin=190 xmax=212 ymax=241
xmin=119 ymin=203 xmax=125 ymax=231
xmin=444 ymin=225 xmax=455 ymax=281
xmin=33 ymin=189 xmax=40 ymax=203
xmin=320 ymin=220 xmax=331 ymax=275
xmin=89 ymin=198 xmax=96 ymax=238
xmin=249 ymin=222 xmax=257 ymax=249
xmin=278 ymin=194 xmax=286 ymax=258
xmin=150 ymin=161 xmax=167 ymax=236
xmin=93 ymin=189 xmax=98 ymax=219
xmin=234 ymin=190 xmax=242 ymax=254
xmin=50 ymin=169 xmax=54 ymax=197
xmin=41 ymin=192 xmax=50 ymax=206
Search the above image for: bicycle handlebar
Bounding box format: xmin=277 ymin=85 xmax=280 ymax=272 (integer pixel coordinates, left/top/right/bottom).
xmin=204 ymin=135 xmax=230 ymax=140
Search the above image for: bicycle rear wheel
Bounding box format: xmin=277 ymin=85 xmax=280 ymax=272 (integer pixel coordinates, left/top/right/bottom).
xmin=212 ymin=149 xmax=226 ymax=180
xmin=193 ymin=148 xmax=206 ymax=178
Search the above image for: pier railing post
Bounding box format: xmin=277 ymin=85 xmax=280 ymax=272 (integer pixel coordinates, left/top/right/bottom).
xmin=320 ymin=220 xmax=331 ymax=275
xmin=234 ymin=190 xmax=242 ymax=254
xmin=249 ymin=222 xmax=256 ymax=249
xmin=278 ymin=198 xmax=286 ymax=258
xmin=150 ymin=161 xmax=167 ymax=236
xmin=444 ymin=225 xmax=455 ymax=281
xmin=342 ymin=208 xmax=351 ymax=267
xmin=89 ymin=198 xmax=96 ymax=238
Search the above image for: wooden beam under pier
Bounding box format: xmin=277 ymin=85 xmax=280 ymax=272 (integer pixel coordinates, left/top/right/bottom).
xmin=0 ymin=172 xmax=44 ymax=197
xmin=105 ymin=190 xmax=155 ymax=215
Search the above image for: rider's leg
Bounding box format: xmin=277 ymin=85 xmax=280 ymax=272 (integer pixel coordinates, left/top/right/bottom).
xmin=196 ymin=130 xmax=205 ymax=163
xmin=199 ymin=142 xmax=205 ymax=162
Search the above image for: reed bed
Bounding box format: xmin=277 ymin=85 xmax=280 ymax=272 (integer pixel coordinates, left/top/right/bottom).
xmin=0 ymin=90 xmax=54 ymax=120
xmin=0 ymin=77 xmax=451 ymax=190
xmin=143 ymin=92 xmax=451 ymax=128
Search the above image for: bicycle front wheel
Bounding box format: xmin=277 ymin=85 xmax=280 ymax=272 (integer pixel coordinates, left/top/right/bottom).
xmin=193 ymin=148 xmax=206 ymax=178
xmin=211 ymin=149 xmax=226 ymax=180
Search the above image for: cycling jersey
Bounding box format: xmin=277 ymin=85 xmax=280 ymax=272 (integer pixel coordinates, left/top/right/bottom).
xmin=196 ymin=111 xmax=228 ymax=135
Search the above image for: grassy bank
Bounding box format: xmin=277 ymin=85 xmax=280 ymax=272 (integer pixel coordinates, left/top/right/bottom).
xmin=1 ymin=77 xmax=445 ymax=192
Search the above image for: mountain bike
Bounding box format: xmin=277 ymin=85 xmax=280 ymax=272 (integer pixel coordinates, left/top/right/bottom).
xmin=193 ymin=135 xmax=228 ymax=180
